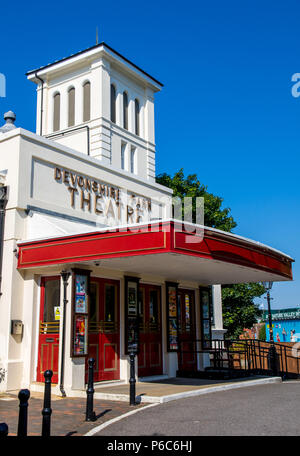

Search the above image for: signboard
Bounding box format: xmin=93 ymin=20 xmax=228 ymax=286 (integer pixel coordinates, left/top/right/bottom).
xmin=53 ymin=166 xmax=152 ymax=225
xmin=54 ymin=306 xmax=60 ymax=321
xmin=263 ymin=308 xmax=300 ymax=321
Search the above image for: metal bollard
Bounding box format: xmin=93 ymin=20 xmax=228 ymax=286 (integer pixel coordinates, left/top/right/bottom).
xmin=0 ymin=423 xmax=8 ymax=437
xmin=268 ymin=344 xmax=279 ymax=376
xmin=85 ymin=358 xmax=96 ymax=422
xmin=17 ymin=389 xmax=30 ymax=437
xmin=41 ymin=370 xmax=53 ymax=437
xmin=129 ymin=350 xmax=136 ymax=406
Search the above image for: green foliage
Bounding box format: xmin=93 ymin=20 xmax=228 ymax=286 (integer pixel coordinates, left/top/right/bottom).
xmin=156 ymin=169 xmax=237 ymax=232
xmin=258 ymin=324 xmax=266 ymax=341
xmin=156 ymin=168 xmax=265 ymax=341
xmin=222 ymin=283 xmax=265 ymax=339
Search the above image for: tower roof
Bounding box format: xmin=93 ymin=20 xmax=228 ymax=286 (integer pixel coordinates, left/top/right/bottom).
xmin=26 ymin=42 xmax=163 ymax=89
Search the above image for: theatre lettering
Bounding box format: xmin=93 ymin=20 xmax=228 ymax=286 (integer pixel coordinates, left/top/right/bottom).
xmin=54 ymin=166 xmax=152 ymax=223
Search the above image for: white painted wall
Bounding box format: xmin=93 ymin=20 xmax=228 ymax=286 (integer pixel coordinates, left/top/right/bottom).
xmin=31 ymin=46 xmax=160 ymax=182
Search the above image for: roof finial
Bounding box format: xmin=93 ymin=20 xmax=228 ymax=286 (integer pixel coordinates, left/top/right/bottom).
xmin=96 ymin=26 xmax=99 ymax=45
xmin=0 ymin=111 xmax=16 ymax=134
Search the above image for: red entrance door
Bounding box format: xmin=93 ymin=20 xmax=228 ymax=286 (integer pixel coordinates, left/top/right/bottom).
xmin=178 ymin=289 xmax=197 ymax=371
xmin=138 ymin=284 xmax=162 ymax=377
xmin=87 ymin=278 xmax=120 ymax=382
xmin=37 ymin=276 xmax=60 ymax=383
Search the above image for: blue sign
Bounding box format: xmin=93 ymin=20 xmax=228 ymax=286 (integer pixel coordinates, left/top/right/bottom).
xmin=266 ymin=319 xmax=300 ymax=343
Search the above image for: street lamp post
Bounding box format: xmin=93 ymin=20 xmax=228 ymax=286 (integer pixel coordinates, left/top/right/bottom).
xmin=263 ymin=282 xmax=274 ymax=343
xmin=261 ymin=281 xmax=278 ymax=376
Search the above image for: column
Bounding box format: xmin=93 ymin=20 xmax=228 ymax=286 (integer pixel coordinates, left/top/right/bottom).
xmin=211 ymin=284 xmax=227 ymax=340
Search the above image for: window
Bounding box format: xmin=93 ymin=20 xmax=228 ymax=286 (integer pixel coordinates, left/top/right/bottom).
xmin=110 ymin=84 xmax=116 ymax=123
xmin=105 ymin=284 xmax=116 ymax=323
xmin=130 ymin=147 xmax=136 ymax=174
xmin=83 ymin=81 xmax=90 ymax=122
xmin=53 ymin=92 xmax=60 ymax=132
xmin=121 ymin=143 xmax=126 ymax=170
xmin=68 ymin=87 xmax=75 ymax=127
xmin=135 ymin=99 xmax=140 ymax=136
xmin=123 ymin=91 xmax=128 ymax=130
xmin=43 ymin=278 xmax=60 ymax=323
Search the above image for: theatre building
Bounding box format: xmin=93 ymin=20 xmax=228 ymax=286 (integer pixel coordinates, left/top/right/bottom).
xmin=0 ymin=43 xmax=293 ymax=394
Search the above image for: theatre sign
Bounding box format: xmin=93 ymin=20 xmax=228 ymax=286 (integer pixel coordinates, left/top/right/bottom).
xmin=53 ymin=166 xmax=152 ymax=225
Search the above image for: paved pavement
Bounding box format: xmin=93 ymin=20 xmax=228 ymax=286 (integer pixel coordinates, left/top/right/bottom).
xmin=94 ymin=380 xmax=300 ymax=436
xmin=94 ymin=376 xmax=272 ymax=402
xmin=0 ymin=391 xmax=145 ymax=436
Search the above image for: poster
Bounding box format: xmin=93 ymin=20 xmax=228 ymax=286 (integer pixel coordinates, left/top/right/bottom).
xmin=167 ymin=285 xmax=178 ymax=351
xmin=185 ymin=294 xmax=190 ymax=330
xmin=169 ymin=335 xmax=178 ymax=351
xmin=202 ymin=291 xmax=210 ymax=319
xmin=128 ymin=285 xmax=137 ymax=316
xmin=203 ymin=320 xmax=210 ymax=337
xmin=126 ymin=280 xmax=139 ymax=353
xmin=128 ymin=317 xmax=139 ymax=353
xmin=74 ymin=315 xmax=87 ymax=355
xmin=75 ymin=274 xmax=87 ymax=313
xmin=168 ymin=288 xmax=177 ymax=317
xmin=75 ymin=294 xmax=86 ymax=313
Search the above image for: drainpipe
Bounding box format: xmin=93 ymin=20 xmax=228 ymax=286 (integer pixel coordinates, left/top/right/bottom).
xmin=60 ymin=270 xmax=71 ymax=397
xmin=35 ymin=72 xmax=44 ymax=136
xmin=0 ymin=186 xmax=7 ymax=295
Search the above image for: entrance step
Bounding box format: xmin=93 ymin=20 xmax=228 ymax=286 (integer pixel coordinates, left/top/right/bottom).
xmin=138 ymin=375 xmax=169 ymax=383
xmin=93 ymin=380 xmax=127 ymax=389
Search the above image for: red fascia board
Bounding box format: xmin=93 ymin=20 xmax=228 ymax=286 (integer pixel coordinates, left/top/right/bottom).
xmin=17 ymin=221 xmax=293 ymax=280
xmin=18 ymin=223 xmax=171 ymax=268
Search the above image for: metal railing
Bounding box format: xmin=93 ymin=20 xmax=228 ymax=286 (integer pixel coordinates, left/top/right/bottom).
xmin=177 ymin=338 xmax=300 ymax=379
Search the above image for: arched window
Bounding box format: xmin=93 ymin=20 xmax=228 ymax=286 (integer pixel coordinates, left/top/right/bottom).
xmin=110 ymin=84 xmax=116 ymax=123
xmin=123 ymin=91 xmax=128 ymax=130
xmin=53 ymin=92 xmax=60 ymax=132
xmin=83 ymin=81 xmax=91 ymax=122
xmin=135 ymin=99 xmax=140 ymax=136
xmin=68 ymin=87 xmax=75 ymax=127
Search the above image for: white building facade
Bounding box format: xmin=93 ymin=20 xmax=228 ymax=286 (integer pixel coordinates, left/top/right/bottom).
xmin=0 ymin=43 xmax=293 ymax=394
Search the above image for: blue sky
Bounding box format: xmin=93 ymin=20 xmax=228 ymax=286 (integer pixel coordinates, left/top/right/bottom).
xmin=1 ymin=0 xmax=299 ymax=310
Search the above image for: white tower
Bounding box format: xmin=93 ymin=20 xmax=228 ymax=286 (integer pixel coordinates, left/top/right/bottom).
xmin=27 ymin=42 xmax=163 ymax=183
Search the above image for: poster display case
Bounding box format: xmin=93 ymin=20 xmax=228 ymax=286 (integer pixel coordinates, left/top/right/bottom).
xmin=71 ymin=269 xmax=90 ymax=357
xmin=125 ymin=276 xmax=140 ymax=354
xmin=200 ymin=286 xmax=212 ymax=349
xmin=166 ymin=282 xmax=179 ymax=351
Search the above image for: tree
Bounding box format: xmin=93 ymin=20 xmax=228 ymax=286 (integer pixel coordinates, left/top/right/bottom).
xmin=156 ymin=169 xmax=264 ymax=339
xmin=259 ymin=324 xmax=266 ymax=341
xmin=156 ymin=169 xmax=237 ymax=232
xmin=221 ymin=283 xmax=265 ymax=339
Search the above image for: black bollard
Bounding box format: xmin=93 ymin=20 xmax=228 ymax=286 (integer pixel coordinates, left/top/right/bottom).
xmin=268 ymin=344 xmax=279 ymax=376
xmin=42 ymin=370 xmax=53 ymax=437
xmin=86 ymin=358 xmax=96 ymax=422
xmin=17 ymin=389 xmax=30 ymax=437
xmin=0 ymin=423 xmax=8 ymax=437
xmin=129 ymin=350 xmax=136 ymax=406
